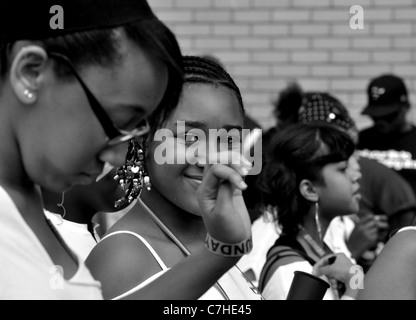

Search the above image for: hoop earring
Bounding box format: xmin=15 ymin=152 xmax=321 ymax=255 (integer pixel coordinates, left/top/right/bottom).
xmin=114 ymin=137 xmax=151 ymax=209
xmin=315 ymin=201 xmax=323 ymax=245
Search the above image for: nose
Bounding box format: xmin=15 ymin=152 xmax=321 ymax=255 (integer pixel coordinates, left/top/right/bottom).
xmin=348 ymin=156 xmax=362 ymax=183
xmin=98 ymin=142 xmax=129 ymax=168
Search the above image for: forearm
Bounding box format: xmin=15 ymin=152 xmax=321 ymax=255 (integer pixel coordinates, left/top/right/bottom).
xmin=122 ymin=247 xmax=239 ymax=300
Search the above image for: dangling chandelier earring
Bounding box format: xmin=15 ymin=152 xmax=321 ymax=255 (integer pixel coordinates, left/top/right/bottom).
xmin=114 ymin=137 xmax=151 ymax=209
xmin=315 ymin=201 xmax=323 ymax=245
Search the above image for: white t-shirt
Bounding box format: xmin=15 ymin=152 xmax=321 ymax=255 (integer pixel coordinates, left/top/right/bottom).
xmin=238 ymin=215 xmax=355 ymax=288
xmin=261 ymin=260 xmax=338 ymax=300
xmin=0 ymin=187 xmax=103 ymax=300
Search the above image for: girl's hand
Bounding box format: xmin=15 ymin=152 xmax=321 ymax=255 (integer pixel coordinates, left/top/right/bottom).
xmin=197 ymin=150 xmax=253 ymax=244
xmin=313 ymin=253 xmax=356 ymax=284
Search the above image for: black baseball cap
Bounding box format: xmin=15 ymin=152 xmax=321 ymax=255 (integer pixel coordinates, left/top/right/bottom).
xmin=361 ymin=74 xmax=410 ymax=118
xmin=0 ymin=0 xmax=156 ymax=41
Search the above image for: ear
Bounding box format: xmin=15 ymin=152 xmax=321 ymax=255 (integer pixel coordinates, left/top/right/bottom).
xmin=9 ymin=45 xmax=48 ymax=105
xmin=299 ymin=179 xmax=319 ymax=202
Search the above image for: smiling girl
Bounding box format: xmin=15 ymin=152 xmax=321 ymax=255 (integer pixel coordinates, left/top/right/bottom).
xmin=86 ymin=56 xmax=262 ymax=300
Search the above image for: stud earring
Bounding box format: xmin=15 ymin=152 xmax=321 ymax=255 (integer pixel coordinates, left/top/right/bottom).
xmin=24 ymin=89 xmax=33 ymax=99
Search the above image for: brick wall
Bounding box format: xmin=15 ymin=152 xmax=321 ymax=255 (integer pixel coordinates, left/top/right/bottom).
xmin=148 ymin=0 xmax=416 ymax=131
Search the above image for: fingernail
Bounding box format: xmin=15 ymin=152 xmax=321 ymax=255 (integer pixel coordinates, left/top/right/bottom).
xmin=241 ymin=157 xmax=253 ymax=168
xmin=241 ymin=167 xmax=249 ymax=176
xmin=240 ymin=181 xmax=248 ymax=189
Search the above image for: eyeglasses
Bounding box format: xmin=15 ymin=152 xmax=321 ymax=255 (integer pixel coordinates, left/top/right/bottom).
xmin=48 ymin=52 xmax=150 ymax=146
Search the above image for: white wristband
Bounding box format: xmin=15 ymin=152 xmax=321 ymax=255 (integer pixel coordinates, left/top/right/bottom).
xmin=205 ymin=234 xmax=253 ymax=257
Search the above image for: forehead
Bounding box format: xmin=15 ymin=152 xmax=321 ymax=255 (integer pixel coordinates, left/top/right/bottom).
xmin=82 ymin=36 xmax=168 ymax=118
xmin=167 ymin=83 xmax=243 ymax=126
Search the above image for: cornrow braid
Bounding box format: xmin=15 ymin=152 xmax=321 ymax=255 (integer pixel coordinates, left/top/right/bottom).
xmin=182 ymin=55 xmax=244 ymax=114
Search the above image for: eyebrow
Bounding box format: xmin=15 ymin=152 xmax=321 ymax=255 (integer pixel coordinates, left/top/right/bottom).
xmin=178 ymin=120 xmax=243 ymax=132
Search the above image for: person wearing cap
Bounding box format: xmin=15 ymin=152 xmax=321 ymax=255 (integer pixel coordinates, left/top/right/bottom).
xmin=359 ymin=74 xmax=416 ymax=198
xmin=0 ymin=1 xmax=252 ymax=300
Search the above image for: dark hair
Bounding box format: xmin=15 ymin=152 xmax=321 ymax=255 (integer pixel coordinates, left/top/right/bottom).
xmin=182 ymin=55 xmax=244 ymax=115
xmin=273 ymin=82 xmax=303 ymax=126
xmin=116 ymin=55 xmax=245 ymax=207
xmin=0 ymin=19 xmax=183 ymax=127
xmin=257 ymin=122 xmax=355 ymax=236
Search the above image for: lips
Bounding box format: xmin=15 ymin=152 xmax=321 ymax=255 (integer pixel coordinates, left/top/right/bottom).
xmin=184 ymin=174 xmax=203 ymax=188
xmin=185 ymin=175 xmax=203 ymax=182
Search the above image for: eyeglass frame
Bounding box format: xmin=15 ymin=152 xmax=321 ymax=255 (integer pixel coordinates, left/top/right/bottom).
xmin=48 ymin=52 xmax=150 ymax=146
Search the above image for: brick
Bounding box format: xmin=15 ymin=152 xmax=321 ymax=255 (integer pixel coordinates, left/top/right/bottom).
xmin=392 ymin=65 xmax=416 ymax=77
xmin=252 ymin=0 xmax=291 ymax=8
xmin=332 ymin=51 xmax=370 ymax=63
xmin=299 ymin=78 xmax=330 ymax=91
xmin=147 ymin=0 xmax=175 ymax=9
xmin=332 ymin=0 xmax=371 ymax=7
xmin=394 ymin=8 xmax=416 ymax=20
xmin=174 ymin=25 xmax=211 ymax=36
xmin=330 ymin=79 xmax=369 ymax=91
xmin=213 ymin=24 xmax=250 ymax=36
xmin=233 ymin=10 xmax=271 ymax=22
xmin=175 ymin=0 xmax=212 ymax=8
xmin=194 ymin=38 xmax=232 ymax=49
xmin=232 ymin=65 xmax=270 ymax=77
xmin=213 ymin=0 xmax=250 ymax=8
xmin=292 ymin=51 xmax=330 ymax=63
xmin=272 ymin=10 xmax=310 ymax=22
xmin=177 ymin=38 xmax=194 ymax=52
xmin=215 ymin=52 xmax=250 ymax=63
xmin=312 ymin=10 xmax=349 ymax=22
xmin=250 ymin=78 xmax=290 ymax=91
xmin=242 ymin=93 xmax=273 ymax=105
xmin=374 ymin=0 xmax=413 ymax=5
xmin=311 ymin=65 xmax=350 ymax=76
xmin=272 ymin=65 xmax=309 ymax=77
xmin=253 ymin=24 xmax=290 ymax=35
xmin=313 ymin=38 xmax=349 ymax=49
xmin=156 ymin=11 xmax=193 ymax=23
xmin=195 ymin=11 xmax=232 ymax=22
xmin=373 ymin=51 xmax=412 ymax=63
xmin=364 ymin=9 xmax=393 ymax=21
xmin=352 ymin=65 xmax=391 ymax=77
xmin=233 ymin=38 xmax=271 ymax=49
xmin=352 ymin=38 xmax=391 ymax=49
xmin=292 ymin=24 xmax=330 ymax=35
xmin=292 ymin=0 xmax=331 ymax=7
xmin=373 ymin=23 xmax=412 ymax=35
xmin=252 ymin=52 xmax=289 ymax=63
xmin=332 ymin=24 xmax=370 ymax=35
xmin=273 ymin=38 xmax=310 ymax=49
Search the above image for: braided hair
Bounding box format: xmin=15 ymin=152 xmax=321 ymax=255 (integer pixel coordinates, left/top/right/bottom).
xmin=182 ymin=55 xmax=244 ymax=115
xmin=115 ymin=55 xmax=245 ymax=208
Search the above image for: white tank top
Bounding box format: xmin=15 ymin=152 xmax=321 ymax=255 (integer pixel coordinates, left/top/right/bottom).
xmin=101 ymin=231 xmax=263 ymax=300
xmin=0 ymin=187 xmax=103 ymax=300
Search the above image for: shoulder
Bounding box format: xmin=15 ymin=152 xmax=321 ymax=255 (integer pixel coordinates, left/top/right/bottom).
xmin=86 ymin=231 xmax=166 ymax=299
xmin=359 ymin=228 xmax=416 ymax=299
xmin=366 ymin=228 xmax=416 ymax=278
